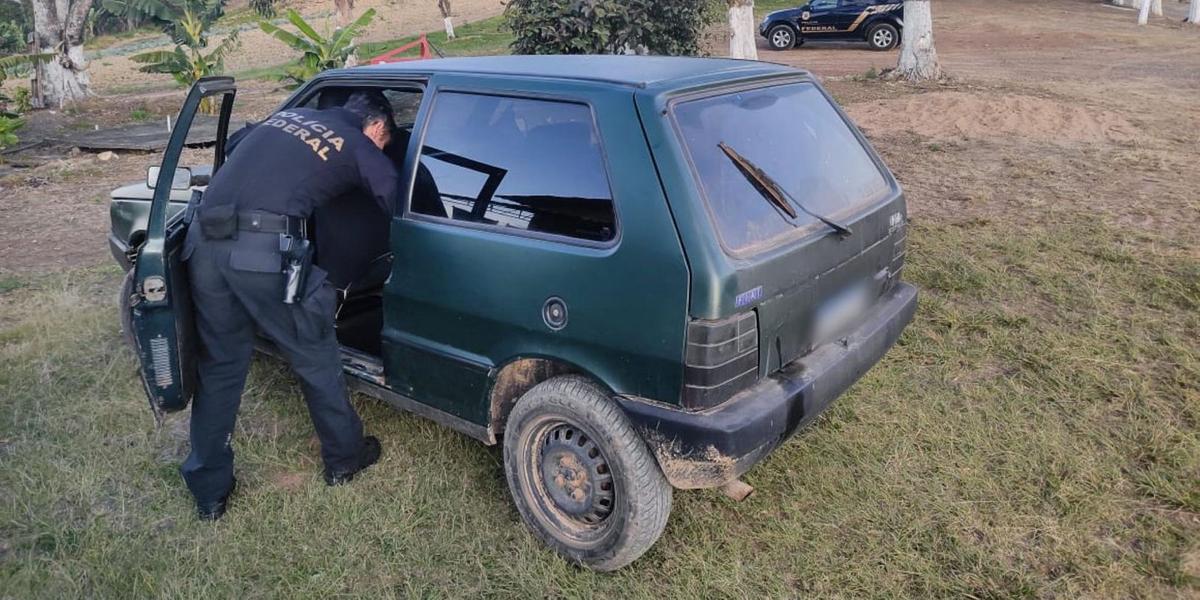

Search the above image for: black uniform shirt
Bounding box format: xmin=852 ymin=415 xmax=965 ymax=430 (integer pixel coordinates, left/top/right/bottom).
xmin=207 ymin=107 xmax=398 ymax=219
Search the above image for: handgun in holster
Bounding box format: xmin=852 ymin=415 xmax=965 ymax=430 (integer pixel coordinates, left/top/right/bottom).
xmin=280 ymin=235 xmax=313 ymax=305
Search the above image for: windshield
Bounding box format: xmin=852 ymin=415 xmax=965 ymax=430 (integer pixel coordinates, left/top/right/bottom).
xmin=673 ymin=82 xmax=890 ymax=253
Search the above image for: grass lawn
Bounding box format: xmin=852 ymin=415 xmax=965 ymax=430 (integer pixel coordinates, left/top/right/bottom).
xmin=358 ymin=14 xmax=513 ymax=60
xmin=1 ymin=196 xmax=1196 ymax=596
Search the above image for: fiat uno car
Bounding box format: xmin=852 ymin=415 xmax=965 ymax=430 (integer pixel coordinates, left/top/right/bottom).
xmin=112 ymin=56 xmax=916 ymax=571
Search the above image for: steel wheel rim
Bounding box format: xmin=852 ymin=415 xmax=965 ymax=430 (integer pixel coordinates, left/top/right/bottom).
xmin=771 ymin=29 xmax=792 ymax=48
xmin=519 ymin=416 xmax=618 ymax=547
xmin=873 ymin=29 xmax=893 ymax=47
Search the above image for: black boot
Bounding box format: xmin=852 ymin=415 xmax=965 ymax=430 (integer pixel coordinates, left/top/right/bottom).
xmin=197 ymin=477 xmax=237 ymax=521
xmin=324 ymin=436 xmax=382 ymax=486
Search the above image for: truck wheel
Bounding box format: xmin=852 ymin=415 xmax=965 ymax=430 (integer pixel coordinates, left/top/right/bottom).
xmin=867 ymin=23 xmax=899 ymax=51
xmin=118 ymin=270 xmax=137 ymax=351
xmin=503 ymin=375 xmax=671 ymax=571
xmin=766 ymin=24 xmax=796 ymax=51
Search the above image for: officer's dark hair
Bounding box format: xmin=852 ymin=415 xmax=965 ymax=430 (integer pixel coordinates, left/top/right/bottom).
xmin=342 ymin=91 xmax=396 ymax=132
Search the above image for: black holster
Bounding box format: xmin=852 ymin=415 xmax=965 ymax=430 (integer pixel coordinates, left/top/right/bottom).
xmin=281 ymin=235 xmax=313 ymax=305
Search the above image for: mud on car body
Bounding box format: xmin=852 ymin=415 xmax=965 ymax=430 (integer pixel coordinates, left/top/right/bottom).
xmin=111 ymin=56 xmax=916 ymax=571
xmin=761 ymin=0 xmax=904 ymax=51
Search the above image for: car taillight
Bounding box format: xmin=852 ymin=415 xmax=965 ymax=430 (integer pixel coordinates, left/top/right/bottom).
xmin=683 ymin=311 xmax=759 ymax=410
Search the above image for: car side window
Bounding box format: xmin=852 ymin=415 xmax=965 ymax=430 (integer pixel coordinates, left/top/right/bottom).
xmin=412 ymin=92 xmax=616 ymax=243
xmin=810 ymin=0 xmax=837 ymax=9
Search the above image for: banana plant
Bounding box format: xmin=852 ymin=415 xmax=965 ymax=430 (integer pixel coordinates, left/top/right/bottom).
xmin=259 ymin=8 xmax=376 ymax=90
xmin=0 ymin=53 xmax=54 ymax=85
xmin=127 ymin=0 xmax=238 ymax=113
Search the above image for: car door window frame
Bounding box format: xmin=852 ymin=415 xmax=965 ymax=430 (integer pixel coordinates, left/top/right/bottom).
xmin=285 ymin=75 xmax=429 ymax=113
xmin=402 ymin=84 xmax=622 ymax=250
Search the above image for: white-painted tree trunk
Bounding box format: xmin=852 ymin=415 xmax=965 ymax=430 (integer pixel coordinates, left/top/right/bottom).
xmin=438 ymin=0 xmax=455 ymax=39
xmin=727 ymin=0 xmax=757 ymax=60
xmin=1138 ymin=0 xmax=1153 ymax=24
xmin=1117 ymin=0 xmax=1163 ymax=17
xmin=893 ymin=0 xmax=940 ymax=81
xmin=1113 ymin=0 xmax=1162 ymax=14
xmin=1188 ymin=0 xmax=1199 ymax=24
xmin=30 ymin=0 xmax=93 ymax=108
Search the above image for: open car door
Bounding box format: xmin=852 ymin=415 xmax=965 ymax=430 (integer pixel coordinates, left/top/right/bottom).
xmin=129 ymin=77 xmax=236 ymax=416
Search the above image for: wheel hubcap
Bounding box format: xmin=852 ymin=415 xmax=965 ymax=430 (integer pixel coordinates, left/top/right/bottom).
xmin=539 ymin=424 xmax=614 ymax=525
xmin=874 ymin=30 xmax=893 ymax=47
xmin=772 ymin=30 xmax=791 ymax=47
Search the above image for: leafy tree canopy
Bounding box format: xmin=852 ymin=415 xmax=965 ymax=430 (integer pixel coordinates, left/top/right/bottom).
xmin=505 ymin=0 xmax=719 ymax=57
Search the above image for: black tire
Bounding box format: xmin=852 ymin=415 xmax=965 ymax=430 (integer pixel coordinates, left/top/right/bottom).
xmin=503 ymin=375 xmax=671 ymax=571
xmin=866 ymin=22 xmax=899 ymax=51
xmin=118 ymin=270 xmax=137 ymax=351
xmin=766 ymin=24 xmax=796 ymax=51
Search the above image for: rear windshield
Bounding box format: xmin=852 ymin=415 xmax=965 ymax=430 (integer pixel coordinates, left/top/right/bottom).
xmin=673 ymin=82 xmax=890 ymax=254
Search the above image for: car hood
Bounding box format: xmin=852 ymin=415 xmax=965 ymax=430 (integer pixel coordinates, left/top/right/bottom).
xmin=765 ymin=7 xmax=805 ymax=21
xmin=109 ymin=164 xmax=213 ymax=202
xmin=109 ymin=183 xmax=198 ymax=203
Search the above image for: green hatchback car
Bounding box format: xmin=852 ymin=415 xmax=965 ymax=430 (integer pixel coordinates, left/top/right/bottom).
xmin=111 ymin=56 xmax=917 ymax=570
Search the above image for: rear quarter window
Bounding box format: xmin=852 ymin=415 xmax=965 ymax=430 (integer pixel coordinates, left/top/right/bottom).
xmin=672 ymin=82 xmax=890 ymax=254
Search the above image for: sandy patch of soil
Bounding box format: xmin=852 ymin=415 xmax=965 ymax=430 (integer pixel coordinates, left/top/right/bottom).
xmin=846 ymin=91 xmax=1142 ymax=145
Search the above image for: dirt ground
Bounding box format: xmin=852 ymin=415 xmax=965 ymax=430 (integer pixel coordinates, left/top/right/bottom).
xmin=769 ymin=0 xmax=1200 ymax=249
xmin=86 ymin=0 xmax=506 ymax=93
xmin=1 ymin=0 xmax=1198 ymax=275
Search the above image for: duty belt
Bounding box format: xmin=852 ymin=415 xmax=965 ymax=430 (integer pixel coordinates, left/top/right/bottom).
xmin=237 ymin=211 xmax=307 ymax=238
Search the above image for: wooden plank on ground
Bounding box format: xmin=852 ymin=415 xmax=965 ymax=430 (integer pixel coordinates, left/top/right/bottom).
xmin=55 ymin=116 xmax=222 ymax=151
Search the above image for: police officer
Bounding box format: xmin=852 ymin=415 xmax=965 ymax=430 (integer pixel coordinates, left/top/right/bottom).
xmin=182 ymin=92 xmax=398 ymax=520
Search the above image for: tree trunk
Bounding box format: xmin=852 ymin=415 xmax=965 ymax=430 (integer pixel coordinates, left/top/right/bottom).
xmin=892 ymin=0 xmax=940 ymax=81
xmin=334 ymin=0 xmax=354 ymax=26
xmin=727 ymin=0 xmax=757 ymax=60
xmin=1138 ymin=0 xmax=1153 ymax=23
xmin=30 ymin=0 xmax=93 ymax=108
xmin=1118 ymin=0 xmax=1164 ymax=16
xmin=438 ymin=0 xmax=454 ymax=39
xmin=1188 ymin=0 xmax=1199 ymax=23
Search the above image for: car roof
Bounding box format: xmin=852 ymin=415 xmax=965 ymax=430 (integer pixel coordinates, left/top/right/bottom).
xmin=351 ymin=55 xmax=801 ymax=91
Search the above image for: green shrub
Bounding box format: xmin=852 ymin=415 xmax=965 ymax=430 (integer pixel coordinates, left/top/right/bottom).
xmin=0 ymin=19 xmax=23 ymax=54
xmin=0 ymin=115 xmax=24 ymax=149
xmin=12 ymin=86 xmax=31 ymax=113
xmin=505 ymin=0 xmax=717 ymax=56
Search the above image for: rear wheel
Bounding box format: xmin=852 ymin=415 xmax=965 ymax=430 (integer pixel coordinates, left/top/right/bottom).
xmin=766 ymin=24 xmax=797 ymax=51
xmin=503 ymin=375 xmax=671 ymax=571
xmin=867 ymin=22 xmax=899 ymax=51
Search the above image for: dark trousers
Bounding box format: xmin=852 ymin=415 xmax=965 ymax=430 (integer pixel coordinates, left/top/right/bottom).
xmin=182 ymin=229 xmax=363 ymax=504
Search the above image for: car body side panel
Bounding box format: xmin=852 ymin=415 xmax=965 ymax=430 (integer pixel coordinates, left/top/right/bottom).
xmin=382 ymin=73 xmax=691 ymax=423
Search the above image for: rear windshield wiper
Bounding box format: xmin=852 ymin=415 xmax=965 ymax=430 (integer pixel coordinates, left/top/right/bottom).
xmin=718 ymin=142 xmax=852 ymax=237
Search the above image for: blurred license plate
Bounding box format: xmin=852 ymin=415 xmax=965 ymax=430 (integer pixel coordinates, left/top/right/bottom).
xmin=812 ymin=282 xmax=872 ymax=345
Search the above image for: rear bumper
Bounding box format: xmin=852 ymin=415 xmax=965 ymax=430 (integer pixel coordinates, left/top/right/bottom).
xmin=618 ymin=282 xmax=918 ymax=489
